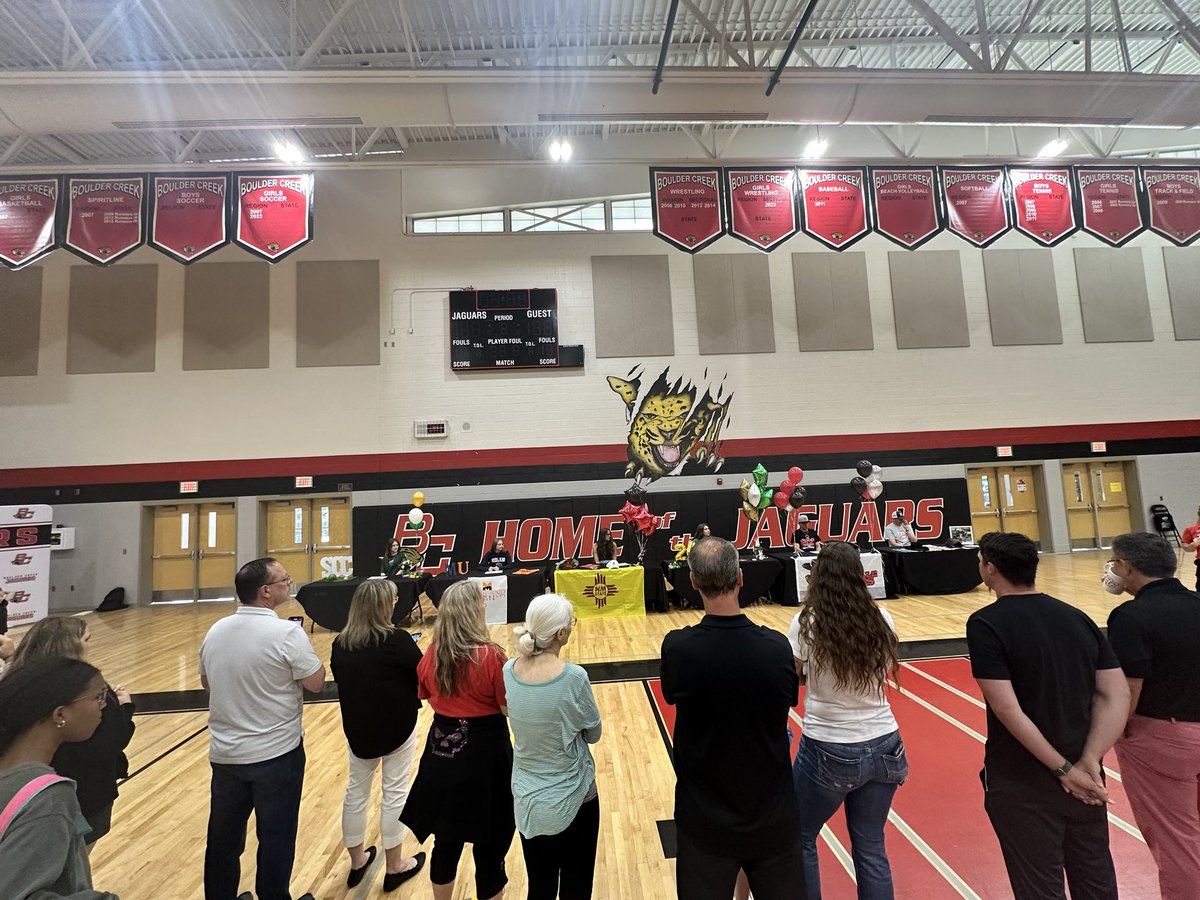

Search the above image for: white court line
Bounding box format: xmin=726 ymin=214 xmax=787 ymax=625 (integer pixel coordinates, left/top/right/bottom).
xmin=887 ymin=809 xmax=982 ymax=900
xmin=789 ymin=709 xmax=858 ymax=883
xmin=889 ymin=676 xmax=1140 ymax=840
xmin=901 ymin=661 xmax=1123 ymax=783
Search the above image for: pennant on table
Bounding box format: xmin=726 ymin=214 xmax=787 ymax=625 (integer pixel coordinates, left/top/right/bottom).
xmin=649 ymin=167 xmax=724 ymax=253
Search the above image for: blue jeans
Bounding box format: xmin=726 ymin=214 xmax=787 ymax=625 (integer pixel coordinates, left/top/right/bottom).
xmin=204 ymin=743 xmax=306 ymax=900
xmin=793 ymin=730 xmax=907 ymax=900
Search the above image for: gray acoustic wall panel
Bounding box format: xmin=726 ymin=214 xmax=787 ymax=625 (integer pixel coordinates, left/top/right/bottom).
xmin=982 ymin=249 xmax=1063 ymax=346
xmin=183 ymin=262 xmax=270 ymax=371
xmin=887 ymin=251 xmax=969 ymax=349
xmin=0 ymin=268 xmax=42 ymax=376
xmin=1163 ymin=247 xmax=1200 ymax=340
xmin=792 ymin=252 xmax=873 ymax=351
xmin=1073 ymin=248 xmax=1153 ymax=343
xmin=692 ymin=254 xmax=775 ymax=355
xmin=591 ymin=255 xmax=674 ymax=358
xmin=67 ymin=265 xmax=158 ymax=374
xmin=296 ymin=260 xmax=381 ymax=367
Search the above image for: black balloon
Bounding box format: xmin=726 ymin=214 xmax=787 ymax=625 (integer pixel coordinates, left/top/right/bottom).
xmin=850 ymin=476 xmax=867 ymax=492
xmin=789 ymin=487 xmax=807 ymax=508
xmin=624 ymin=485 xmax=648 ymax=505
xmin=856 ymin=460 xmax=874 ymax=478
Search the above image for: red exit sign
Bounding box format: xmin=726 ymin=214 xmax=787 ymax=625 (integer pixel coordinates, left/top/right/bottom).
xmin=295 ymin=476 xmax=313 ymax=488
xmin=996 ymin=446 xmax=1013 ymax=458
xmin=179 ymin=481 xmax=199 ymax=494
xmin=1091 ymin=441 xmax=1107 ymax=453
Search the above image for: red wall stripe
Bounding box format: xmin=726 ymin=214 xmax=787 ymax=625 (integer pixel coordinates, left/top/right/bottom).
xmin=2 ymin=419 xmax=1198 ymax=490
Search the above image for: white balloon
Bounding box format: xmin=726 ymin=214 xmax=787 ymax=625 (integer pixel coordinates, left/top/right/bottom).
xmin=866 ymin=480 xmax=884 ymax=500
xmin=747 ymin=484 xmax=762 ymax=506
xmin=407 ymin=507 xmax=423 ymax=526
xmin=871 ymin=465 xmax=882 ymax=475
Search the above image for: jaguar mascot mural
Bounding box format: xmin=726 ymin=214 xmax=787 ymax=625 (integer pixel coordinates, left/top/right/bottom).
xmin=606 ymin=366 xmax=733 ymax=485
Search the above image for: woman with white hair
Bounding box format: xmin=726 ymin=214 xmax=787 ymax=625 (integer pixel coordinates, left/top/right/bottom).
xmin=504 ymin=594 xmax=603 ymax=900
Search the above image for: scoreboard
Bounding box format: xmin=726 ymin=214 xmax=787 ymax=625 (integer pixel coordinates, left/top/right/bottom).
xmin=449 ymin=288 xmax=559 ymax=370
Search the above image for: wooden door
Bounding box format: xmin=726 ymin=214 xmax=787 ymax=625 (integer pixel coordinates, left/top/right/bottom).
xmin=1063 ymin=463 xmax=1099 ymax=549
xmin=151 ymin=504 xmax=197 ymax=601
xmin=1092 ymin=462 xmax=1132 ymax=548
xmin=311 ymin=496 xmax=353 ymax=580
xmin=197 ymin=502 xmax=237 ymax=599
xmin=998 ymin=465 xmax=1041 ymax=545
xmin=967 ymin=468 xmax=1002 ymax=542
xmin=265 ymin=499 xmax=312 ymax=583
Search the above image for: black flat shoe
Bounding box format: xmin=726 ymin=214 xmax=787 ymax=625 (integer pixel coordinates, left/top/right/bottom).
xmin=382 ymin=851 xmax=426 ymax=892
xmin=346 ymin=845 xmax=377 ymax=888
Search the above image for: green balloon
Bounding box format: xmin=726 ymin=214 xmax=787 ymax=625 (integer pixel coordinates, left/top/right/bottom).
xmin=752 ymin=463 xmax=770 ymax=490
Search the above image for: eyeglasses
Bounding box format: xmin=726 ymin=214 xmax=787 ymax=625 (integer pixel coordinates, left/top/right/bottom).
xmin=69 ymin=688 xmax=108 ymax=708
xmin=570 ymin=616 xmax=578 ymax=626
xmin=265 ymin=576 xmax=295 ymax=589
xmin=1107 ymin=558 xmax=1124 ymax=565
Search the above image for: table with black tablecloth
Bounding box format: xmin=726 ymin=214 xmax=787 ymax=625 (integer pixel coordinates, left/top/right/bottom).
xmin=662 ymin=556 xmax=786 ymax=609
xmin=880 ymin=547 xmax=982 ymax=595
xmin=295 ymin=573 xmax=428 ymax=632
xmin=425 ymin=566 xmax=549 ymax=623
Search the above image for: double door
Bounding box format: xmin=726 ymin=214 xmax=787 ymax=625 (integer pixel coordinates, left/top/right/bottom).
xmin=264 ymin=496 xmax=353 ymax=585
xmin=151 ymin=502 xmax=237 ymax=601
xmin=1062 ymin=461 xmax=1133 ymax=549
xmin=967 ymin=465 xmax=1042 ymax=547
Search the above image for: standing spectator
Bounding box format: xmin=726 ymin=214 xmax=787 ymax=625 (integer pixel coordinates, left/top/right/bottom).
xmin=788 ymin=541 xmax=907 ymax=900
xmin=330 ymin=578 xmax=426 ymax=891
xmin=199 ymin=557 xmax=323 ymax=900
xmin=967 ymin=532 xmax=1129 ymax=900
xmin=1181 ymin=505 xmax=1200 ymax=591
xmin=505 ymin=594 xmax=602 ymax=900
xmin=0 ymin=655 xmax=116 ymax=899
xmin=883 ymin=511 xmax=915 ymax=548
xmin=3 ymin=617 xmax=135 ymax=850
xmin=400 ymin=580 xmax=514 ymax=900
xmin=1104 ymin=532 xmax=1200 ymax=898
xmin=660 ymin=537 xmax=804 ymax=900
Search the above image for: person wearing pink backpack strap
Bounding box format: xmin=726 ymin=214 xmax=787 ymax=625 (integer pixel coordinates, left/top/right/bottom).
xmin=0 ymin=655 xmax=118 ymax=899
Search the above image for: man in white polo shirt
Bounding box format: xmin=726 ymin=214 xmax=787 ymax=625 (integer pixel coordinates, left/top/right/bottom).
xmin=199 ymin=557 xmax=324 ymax=900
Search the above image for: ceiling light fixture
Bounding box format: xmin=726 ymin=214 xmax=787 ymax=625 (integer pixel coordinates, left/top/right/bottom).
xmin=548 ymin=139 xmax=573 ymax=162
xmin=273 ymin=140 xmax=306 ymax=164
xmin=1037 ymin=137 xmax=1069 ymax=158
xmin=802 ymin=137 xmax=828 ymax=159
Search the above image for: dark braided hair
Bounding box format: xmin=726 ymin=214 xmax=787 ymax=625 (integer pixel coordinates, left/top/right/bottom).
xmin=0 ymin=656 xmax=100 ymax=757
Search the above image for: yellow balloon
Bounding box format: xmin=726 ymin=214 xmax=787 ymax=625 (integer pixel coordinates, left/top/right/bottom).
xmin=412 ymin=491 xmax=426 ymax=508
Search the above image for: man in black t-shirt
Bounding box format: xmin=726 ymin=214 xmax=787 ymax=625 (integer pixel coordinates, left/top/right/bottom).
xmin=966 ymin=532 xmax=1128 ymax=900
xmin=1105 ymin=532 xmax=1200 ymax=899
xmin=791 ymin=515 xmax=821 ymax=554
xmin=661 ymin=537 xmax=804 ymax=900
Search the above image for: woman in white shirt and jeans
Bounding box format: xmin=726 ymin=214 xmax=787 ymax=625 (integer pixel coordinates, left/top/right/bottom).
xmin=788 ymin=541 xmax=908 ymax=900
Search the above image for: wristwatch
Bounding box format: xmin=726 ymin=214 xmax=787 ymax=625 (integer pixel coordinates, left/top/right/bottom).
xmin=1050 ymin=760 xmax=1073 ymax=778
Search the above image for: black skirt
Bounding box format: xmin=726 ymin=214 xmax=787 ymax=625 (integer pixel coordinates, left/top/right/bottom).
xmin=400 ymin=713 xmax=515 ymax=846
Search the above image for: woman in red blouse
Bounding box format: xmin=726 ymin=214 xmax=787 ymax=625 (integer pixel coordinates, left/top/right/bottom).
xmin=400 ymin=580 xmax=514 ymax=900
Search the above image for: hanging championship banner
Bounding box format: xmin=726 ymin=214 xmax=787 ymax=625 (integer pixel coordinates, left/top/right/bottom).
xmin=1075 ymin=167 xmax=1144 ymax=247
xmin=1142 ymin=167 xmax=1200 ymax=246
xmin=0 ymin=178 xmax=59 ymax=269
xmin=63 ymin=176 xmax=146 ymax=265
xmin=233 ymin=172 xmax=314 ymax=262
xmin=723 ymin=167 xmax=799 ymax=252
xmin=650 ymin=167 xmax=724 ymax=253
xmin=1007 ymin=168 xmax=1077 ymax=246
xmin=869 ymin=167 xmax=941 ymax=249
xmin=940 ymin=167 xmax=1010 ymax=248
xmin=149 ymin=174 xmax=229 ymax=263
xmin=798 ymin=167 xmax=870 ymax=250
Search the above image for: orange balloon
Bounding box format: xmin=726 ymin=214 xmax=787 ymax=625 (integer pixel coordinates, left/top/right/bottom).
xmin=412 ymin=491 xmax=426 ymax=508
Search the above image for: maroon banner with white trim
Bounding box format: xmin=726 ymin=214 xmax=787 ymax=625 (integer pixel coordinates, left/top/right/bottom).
xmin=869 ymin=167 xmax=941 ymax=249
xmin=797 ymin=167 xmax=870 ymax=250
xmin=1142 ymin=167 xmax=1200 ymax=246
xmin=940 ymin=167 xmax=1010 ymax=248
xmin=1075 ymin=167 xmax=1144 ymax=247
xmin=63 ymin=176 xmax=146 ymax=265
xmin=723 ymin=167 xmax=798 ymax=252
xmin=149 ymin=174 xmax=229 ymax=264
xmin=233 ymin=172 xmax=314 ymax=262
xmin=1007 ymin=168 xmax=1077 ymax=246
xmin=650 ymin=167 xmax=724 ymax=253
xmin=0 ymin=178 xmax=58 ymax=269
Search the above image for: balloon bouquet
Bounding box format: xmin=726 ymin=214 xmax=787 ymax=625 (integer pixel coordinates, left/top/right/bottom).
xmin=740 ymin=463 xmax=808 ymax=521
xmin=405 ymin=491 xmax=426 ymax=528
xmin=849 ymin=460 xmax=885 ymax=500
xmin=618 ymin=484 xmax=661 ymax=565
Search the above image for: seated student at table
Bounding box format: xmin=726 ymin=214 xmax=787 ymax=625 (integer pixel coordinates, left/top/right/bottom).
xmin=693 ymin=523 xmax=712 ymax=541
xmin=593 ymin=528 xmax=621 ymax=564
xmin=381 ymin=538 xmax=403 ymax=577
xmin=884 ymin=510 xmax=917 ymax=548
xmin=483 ymin=538 xmax=513 ymax=571
xmin=792 ymin=515 xmax=822 ymax=554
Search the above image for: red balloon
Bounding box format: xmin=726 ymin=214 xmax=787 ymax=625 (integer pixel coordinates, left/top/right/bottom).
xmin=789 ymin=466 xmax=804 ymax=484
xmin=779 ymin=479 xmax=795 ymax=495
xmin=773 ymin=490 xmax=788 ymax=509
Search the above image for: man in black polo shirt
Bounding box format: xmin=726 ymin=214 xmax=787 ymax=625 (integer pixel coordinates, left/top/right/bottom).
xmin=966 ymin=532 xmax=1129 ymax=900
xmin=1105 ymin=531 xmax=1200 ymax=899
xmin=660 ymin=537 xmax=804 ymax=900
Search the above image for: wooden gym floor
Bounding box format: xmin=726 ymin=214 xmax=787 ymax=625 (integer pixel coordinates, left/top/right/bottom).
xmin=8 ymin=549 xmax=1166 ymax=898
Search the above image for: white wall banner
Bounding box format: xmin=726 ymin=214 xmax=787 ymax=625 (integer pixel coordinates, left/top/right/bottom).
xmin=1 ymin=504 xmax=54 ymax=630
xmin=472 ymin=575 xmax=509 ymax=625
xmin=795 ymin=551 xmax=886 ymax=602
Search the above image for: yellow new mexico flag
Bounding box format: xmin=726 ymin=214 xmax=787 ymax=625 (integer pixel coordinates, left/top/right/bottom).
xmin=554 ymin=566 xmax=646 ymax=620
